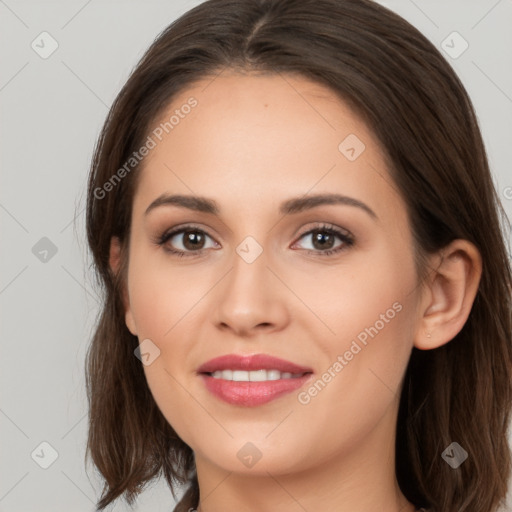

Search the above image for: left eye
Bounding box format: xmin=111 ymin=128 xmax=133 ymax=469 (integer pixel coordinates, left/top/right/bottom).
xmin=293 ymin=227 xmax=352 ymax=253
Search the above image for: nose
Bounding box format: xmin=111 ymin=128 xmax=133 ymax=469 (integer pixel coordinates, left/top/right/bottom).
xmin=212 ymin=244 xmax=290 ymax=338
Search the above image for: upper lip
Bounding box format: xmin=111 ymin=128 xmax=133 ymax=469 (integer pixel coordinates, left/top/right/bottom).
xmin=197 ymin=354 xmax=313 ymax=374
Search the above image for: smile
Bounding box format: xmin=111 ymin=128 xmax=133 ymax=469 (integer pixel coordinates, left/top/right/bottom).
xmin=208 ymin=369 xmax=307 ymax=381
xmin=197 ymin=353 xmax=314 ymax=406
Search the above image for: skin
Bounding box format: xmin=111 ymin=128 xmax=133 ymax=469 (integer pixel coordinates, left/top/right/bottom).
xmin=109 ymin=71 xmax=482 ymax=512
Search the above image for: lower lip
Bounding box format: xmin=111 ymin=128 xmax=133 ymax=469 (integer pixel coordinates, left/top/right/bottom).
xmin=200 ymin=373 xmax=313 ymax=407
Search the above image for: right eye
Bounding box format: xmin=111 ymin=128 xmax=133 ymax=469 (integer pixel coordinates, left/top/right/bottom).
xmin=157 ymin=225 xmax=219 ymax=257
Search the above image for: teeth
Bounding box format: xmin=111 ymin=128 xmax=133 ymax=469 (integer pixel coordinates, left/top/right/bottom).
xmin=210 ymin=369 xmax=304 ymax=381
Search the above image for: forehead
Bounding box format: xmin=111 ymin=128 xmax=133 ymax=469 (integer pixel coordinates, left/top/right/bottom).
xmin=132 ymin=72 xmax=402 ymax=222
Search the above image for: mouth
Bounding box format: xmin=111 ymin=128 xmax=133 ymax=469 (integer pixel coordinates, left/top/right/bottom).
xmin=202 ymin=369 xmax=310 ymax=381
xmin=196 ymin=354 xmax=314 ymax=407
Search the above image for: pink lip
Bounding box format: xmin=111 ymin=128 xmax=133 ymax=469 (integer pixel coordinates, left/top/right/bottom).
xmin=196 ymin=353 xmax=313 ymax=374
xmin=197 ymin=354 xmax=314 ymax=407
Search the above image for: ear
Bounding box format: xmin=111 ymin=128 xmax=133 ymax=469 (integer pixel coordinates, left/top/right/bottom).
xmin=414 ymin=239 xmax=482 ymax=350
xmin=109 ymin=236 xmax=138 ymax=336
xmin=109 ymin=235 xmax=122 ymax=275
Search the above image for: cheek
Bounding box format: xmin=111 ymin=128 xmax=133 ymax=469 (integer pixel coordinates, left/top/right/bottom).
xmin=288 ymin=282 xmax=416 ymax=462
xmin=293 ymin=243 xmax=418 ymax=411
xmin=126 ymin=250 xmax=214 ymax=438
xmin=292 ymin=242 xmax=417 ymax=354
xmin=127 ymin=248 xmax=207 ymax=339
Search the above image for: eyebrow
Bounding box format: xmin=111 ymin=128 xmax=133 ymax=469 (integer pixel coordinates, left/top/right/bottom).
xmin=144 ymin=193 xmax=377 ymax=220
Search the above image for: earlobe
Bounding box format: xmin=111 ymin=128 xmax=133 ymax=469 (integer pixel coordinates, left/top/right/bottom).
xmin=109 ymin=236 xmax=138 ymax=336
xmin=414 ymin=239 xmax=482 ymax=350
xmin=125 ymin=310 xmax=138 ymax=336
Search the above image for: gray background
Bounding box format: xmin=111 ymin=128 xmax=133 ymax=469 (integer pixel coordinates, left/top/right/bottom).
xmin=1 ymin=0 xmax=511 ymax=510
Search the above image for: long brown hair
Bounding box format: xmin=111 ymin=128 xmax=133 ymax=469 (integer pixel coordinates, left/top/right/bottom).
xmin=84 ymin=1 xmax=512 ymax=510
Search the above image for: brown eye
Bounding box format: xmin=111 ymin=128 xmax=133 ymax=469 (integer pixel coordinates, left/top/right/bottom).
xmin=157 ymin=225 xmax=218 ymax=257
xmin=310 ymin=230 xmax=336 ymax=250
xmin=181 ymin=230 xmax=206 ymax=250
xmin=293 ymin=224 xmax=354 ymax=256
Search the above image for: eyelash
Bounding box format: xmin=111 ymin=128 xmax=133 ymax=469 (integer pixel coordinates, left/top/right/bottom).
xmin=155 ymin=223 xmax=355 ymax=258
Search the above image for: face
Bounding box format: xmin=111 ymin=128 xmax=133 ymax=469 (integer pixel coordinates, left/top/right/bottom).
xmin=121 ymin=72 xmax=425 ymax=477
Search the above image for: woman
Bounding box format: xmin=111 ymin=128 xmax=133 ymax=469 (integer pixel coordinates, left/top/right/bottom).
xmin=84 ymin=0 xmax=512 ymax=511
